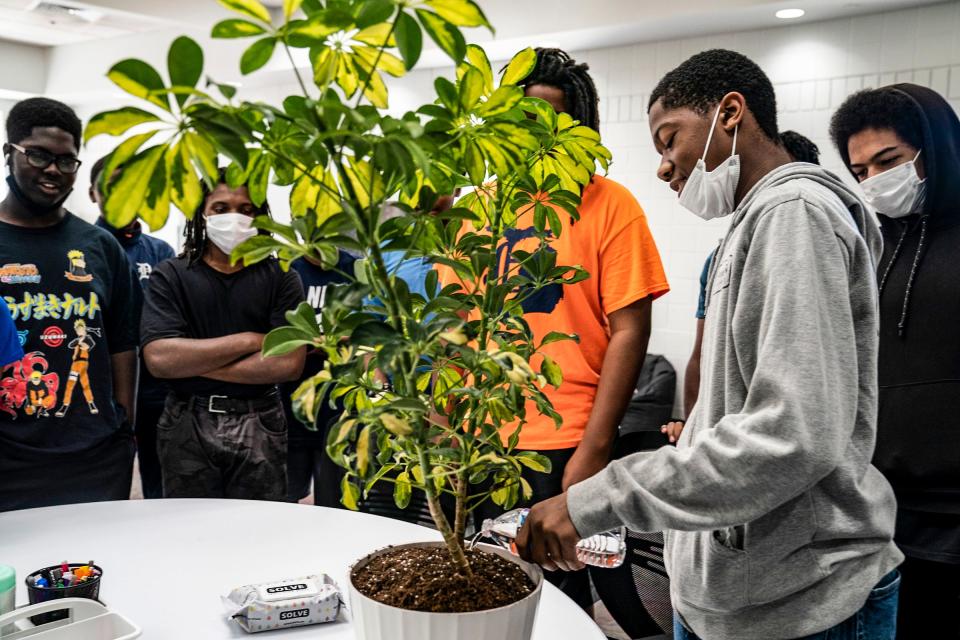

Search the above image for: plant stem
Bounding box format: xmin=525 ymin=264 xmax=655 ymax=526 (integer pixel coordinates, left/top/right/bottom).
xmin=453 ymin=468 xmax=468 ymax=542
xmin=418 ymin=447 xmax=473 ymax=578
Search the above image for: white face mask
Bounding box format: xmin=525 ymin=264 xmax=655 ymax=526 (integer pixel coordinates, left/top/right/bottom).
xmin=678 ymin=104 xmax=741 ymax=220
xmin=859 ymin=150 xmax=926 ymax=219
xmin=205 ymin=212 xmax=257 ymax=255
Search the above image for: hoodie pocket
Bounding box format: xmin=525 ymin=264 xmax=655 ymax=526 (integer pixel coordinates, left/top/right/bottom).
xmin=671 ymin=529 xmax=749 ymax=612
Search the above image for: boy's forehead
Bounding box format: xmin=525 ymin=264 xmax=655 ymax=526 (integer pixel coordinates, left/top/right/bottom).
xmin=19 ymin=126 xmax=78 ymax=153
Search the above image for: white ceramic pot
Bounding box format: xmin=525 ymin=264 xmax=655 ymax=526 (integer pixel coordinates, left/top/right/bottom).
xmin=349 ymin=541 xmax=544 ymax=640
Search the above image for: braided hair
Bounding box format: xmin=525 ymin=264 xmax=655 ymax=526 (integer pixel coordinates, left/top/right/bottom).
xmin=520 ymin=48 xmax=600 ymax=132
xmin=182 ymin=168 xmax=271 ymax=264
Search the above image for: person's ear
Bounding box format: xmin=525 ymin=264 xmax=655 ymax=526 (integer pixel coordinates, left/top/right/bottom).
xmin=718 ymin=91 xmax=746 ymax=131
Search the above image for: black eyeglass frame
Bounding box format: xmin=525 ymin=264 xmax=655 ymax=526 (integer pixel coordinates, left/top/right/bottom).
xmin=5 ymin=143 xmax=82 ymax=175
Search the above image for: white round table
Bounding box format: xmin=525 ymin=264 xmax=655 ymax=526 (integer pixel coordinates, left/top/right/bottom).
xmin=0 ymin=499 xmax=605 ymax=639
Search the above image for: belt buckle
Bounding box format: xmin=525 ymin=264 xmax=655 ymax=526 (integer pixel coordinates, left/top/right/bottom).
xmin=207 ymin=395 xmax=228 ymax=414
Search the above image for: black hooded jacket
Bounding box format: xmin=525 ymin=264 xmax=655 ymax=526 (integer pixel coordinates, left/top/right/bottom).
xmin=840 ymin=84 xmax=960 ymax=562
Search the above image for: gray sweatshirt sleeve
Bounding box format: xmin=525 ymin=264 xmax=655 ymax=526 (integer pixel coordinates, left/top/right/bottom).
xmin=567 ymin=200 xmax=863 ymax=536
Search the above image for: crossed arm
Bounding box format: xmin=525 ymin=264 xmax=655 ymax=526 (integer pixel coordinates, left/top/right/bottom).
xmin=143 ymin=333 xmax=305 ymax=385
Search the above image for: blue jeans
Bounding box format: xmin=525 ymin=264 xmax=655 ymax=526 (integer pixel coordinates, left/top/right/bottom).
xmin=673 ymin=570 xmax=900 ymax=640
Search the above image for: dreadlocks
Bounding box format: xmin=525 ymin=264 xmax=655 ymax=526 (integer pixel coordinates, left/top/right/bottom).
xmin=520 ymin=48 xmax=600 ymax=133
xmin=182 ymin=168 xmax=271 ymax=264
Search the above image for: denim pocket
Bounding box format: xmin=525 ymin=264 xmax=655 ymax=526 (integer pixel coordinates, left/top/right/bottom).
xmin=860 ymin=570 xmax=899 ymax=640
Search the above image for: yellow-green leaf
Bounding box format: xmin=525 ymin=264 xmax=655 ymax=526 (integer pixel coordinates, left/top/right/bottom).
xmin=101 ymin=131 xmax=159 ymax=192
xmin=340 ymin=475 xmax=360 ymax=510
xmin=283 ymin=0 xmax=302 ymax=19
xmin=103 ymin=145 xmax=166 ymax=228
xmin=140 ymin=151 xmax=171 ymax=231
xmin=334 ymin=418 xmax=358 ymax=444
xmin=84 ymin=107 xmax=161 ymax=143
xmin=394 ymin=471 xmax=412 ymax=508
xmin=380 ymin=412 xmax=412 ymax=436
xmin=411 ymin=465 xmax=425 ymax=485
xmin=218 ymin=0 xmax=271 ymax=24
xmin=288 ymin=16 xmax=339 ymax=40
xmin=353 ymin=22 xmax=395 ymax=47
xmin=475 ymin=85 xmax=521 ymax=117
xmin=520 ymin=476 xmax=533 ymax=501
xmin=360 ymin=67 xmax=389 ymax=108
xmin=290 ymin=165 xmax=341 ymax=219
xmin=184 ymin=132 xmax=219 ymax=184
xmin=212 ymin=18 xmax=267 ymax=38
xmin=342 ymin=159 xmax=385 ymax=209
xmin=107 ymin=59 xmax=170 ymax=112
xmin=354 ymin=46 xmax=405 ymax=78
xmin=424 ymin=0 xmax=489 ymax=27
xmin=416 ymin=9 xmax=465 ymax=63
xmin=166 ymin=139 xmax=203 ymax=217
xmin=501 ymin=47 xmax=536 ymax=86
xmin=458 ymin=66 xmax=483 ymax=111
xmin=356 ymin=425 xmax=371 ymax=477
xmin=541 ymin=354 xmax=563 ymax=387
xmin=516 ymin=451 xmax=552 ymax=473
xmin=311 ymin=47 xmax=337 ymax=86
xmin=464 ymin=140 xmax=485 ymax=185
xmin=457 ymin=44 xmax=492 ymax=94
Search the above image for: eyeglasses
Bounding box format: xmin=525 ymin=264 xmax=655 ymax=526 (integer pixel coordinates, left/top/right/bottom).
xmin=6 ymin=143 xmax=82 ymax=175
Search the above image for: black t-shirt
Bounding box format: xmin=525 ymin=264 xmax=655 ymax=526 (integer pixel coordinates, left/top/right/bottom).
xmin=140 ymin=256 xmax=304 ymax=398
xmin=0 ymin=212 xmax=141 ymax=460
xmin=282 ymin=253 xmax=355 ymax=442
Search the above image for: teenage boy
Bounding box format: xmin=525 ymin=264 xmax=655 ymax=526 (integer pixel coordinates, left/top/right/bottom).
xmin=90 ymin=155 xmax=176 ymax=499
xmin=831 ymin=83 xmax=960 ymax=638
xmin=518 ymin=50 xmax=902 ymax=640
xmin=0 ymin=97 xmax=140 ymax=511
xmin=466 ymin=47 xmax=670 ymax=610
xmin=663 ymin=130 xmax=822 ymax=442
xmin=141 ymin=173 xmax=305 ymax=500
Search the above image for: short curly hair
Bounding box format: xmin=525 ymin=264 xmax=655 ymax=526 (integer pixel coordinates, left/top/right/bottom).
xmin=520 ymin=48 xmax=600 ymax=132
xmin=648 ymin=49 xmax=779 ymax=142
xmin=780 ymin=130 xmax=820 ymax=164
xmin=5 ymin=97 xmax=82 ymax=149
xmin=829 ymin=88 xmax=924 ymax=165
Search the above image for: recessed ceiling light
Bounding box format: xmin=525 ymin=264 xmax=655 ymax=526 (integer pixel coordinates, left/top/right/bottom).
xmin=776 ymin=8 xmax=805 ymax=19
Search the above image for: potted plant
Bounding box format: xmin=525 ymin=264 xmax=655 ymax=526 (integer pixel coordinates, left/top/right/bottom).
xmin=86 ymin=0 xmax=610 ymax=638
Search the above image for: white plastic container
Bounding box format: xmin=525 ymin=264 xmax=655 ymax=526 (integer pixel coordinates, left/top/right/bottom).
xmin=0 ymin=598 xmax=141 ymax=639
xmin=349 ymin=541 xmax=543 ymax=640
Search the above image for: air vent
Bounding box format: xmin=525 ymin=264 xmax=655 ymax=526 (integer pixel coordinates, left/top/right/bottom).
xmin=28 ymin=0 xmax=103 ymax=22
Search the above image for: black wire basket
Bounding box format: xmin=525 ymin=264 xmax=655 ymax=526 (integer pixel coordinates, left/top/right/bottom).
xmin=25 ymin=563 xmax=102 ymax=626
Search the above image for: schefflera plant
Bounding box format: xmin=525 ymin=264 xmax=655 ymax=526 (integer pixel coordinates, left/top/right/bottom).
xmin=85 ymin=0 xmax=611 ymax=577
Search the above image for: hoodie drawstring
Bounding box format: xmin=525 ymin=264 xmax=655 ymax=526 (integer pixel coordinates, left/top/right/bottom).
xmin=896 ymin=215 xmax=929 ymax=337
xmin=878 ymin=222 xmax=910 ymax=296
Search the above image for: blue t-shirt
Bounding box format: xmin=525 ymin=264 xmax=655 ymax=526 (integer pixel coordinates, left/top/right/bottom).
xmin=0 ymin=303 xmax=22 ymax=367
xmin=96 ymin=219 xmax=176 ymax=408
xmin=695 ymin=252 xmax=714 ymax=320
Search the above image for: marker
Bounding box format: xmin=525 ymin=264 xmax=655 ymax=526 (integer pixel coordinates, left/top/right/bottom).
xmin=60 ymin=561 xmax=68 ymax=575
xmin=35 ymin=577 xmax=48 ymax=588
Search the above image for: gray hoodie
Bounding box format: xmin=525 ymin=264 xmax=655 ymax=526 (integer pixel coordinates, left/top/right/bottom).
xmin=567 ymin=163 xmax=903 ymax=639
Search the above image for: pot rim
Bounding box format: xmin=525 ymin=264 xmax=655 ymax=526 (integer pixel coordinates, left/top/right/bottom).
xmin=348 ymin=540 xmax=544 ymax=617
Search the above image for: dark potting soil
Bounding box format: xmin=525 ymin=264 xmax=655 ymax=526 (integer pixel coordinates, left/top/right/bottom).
xmin=351 ymin=546 xmax=536 ymax=613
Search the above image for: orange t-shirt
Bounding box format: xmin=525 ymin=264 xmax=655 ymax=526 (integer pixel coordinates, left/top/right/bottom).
xmin=438 ymin=175 xmax=669 ymax=450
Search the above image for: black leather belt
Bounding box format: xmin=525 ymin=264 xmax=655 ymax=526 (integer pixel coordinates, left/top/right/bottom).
xmin=182 ymin=390 xmax=280 ymax=415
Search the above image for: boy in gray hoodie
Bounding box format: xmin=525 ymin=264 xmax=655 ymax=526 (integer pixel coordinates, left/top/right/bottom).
xmin=516 ymin=49 xmax=903 ymax=640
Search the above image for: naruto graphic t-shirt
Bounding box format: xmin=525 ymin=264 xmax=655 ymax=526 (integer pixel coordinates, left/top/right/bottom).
xmin=0 ymin=212 xmax=140 ymax=460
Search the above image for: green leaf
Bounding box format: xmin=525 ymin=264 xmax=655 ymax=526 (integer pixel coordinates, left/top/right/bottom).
xmin=423 ymin=0 xmax=489 ymax=28
xmin=287 ymin=16 xmax=339 ymax=41
xmin=539 ymin=330 xmax=579 ymax=347
xmin=100 ymin=131 xmax=159 ymax=192
xmin=394 ymin=12 xmax=422 ymax=71
xmin=464 ymin=141 xmax=484 ymax=185
xmin=247 ymin=152 xmax=271 ymax=206
xmin=394 ymin=471 xmax=412 ymax=509
xmin=459 ymin=44 xmax=492 ymax=93
xmin=416 ymin=9 xmax=465 ymax=64
xmin=283 ymin=0 xmax=302 ymax=19
xmin=262 ymin=326 xmax=314 ymax=356
xmin=107 ymin=59 xmax=170 ymax=112
xmin=103 ymin=145 xmax=166 ymax=228
xmin=500 ymin=47 xmax=536 ymax=86
xmin=168 ymin=36 xmax=204 ymax=109
xmin=212 ymin=18 xmax=268 ymax=38
xmin=184 ymin=132 xmax=218 ymax=183
xmin=218 ymin=0 xmax=272 ymax=24
xmin=341 ymin=475 xmax=361 ymax=510
xmin=356 ymin=0 xmax=393 ymax=28
xmin=84 ymin=107 xmax=160 ymax=143
xmin=541 ymin=355 xmax=563 ymax=388
xmin=458 ymin=66 xmax=483 ymax=111
xmin=240 ymin=37 xmax=277 ymax=74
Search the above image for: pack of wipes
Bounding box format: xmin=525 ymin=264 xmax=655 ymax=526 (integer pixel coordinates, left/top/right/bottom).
xmin=222 ymin=574 xmax=341 ymax=633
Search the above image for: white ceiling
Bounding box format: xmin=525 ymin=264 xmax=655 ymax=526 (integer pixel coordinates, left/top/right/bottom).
xmin=0 ymin=0 xmax=949 ymax=50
